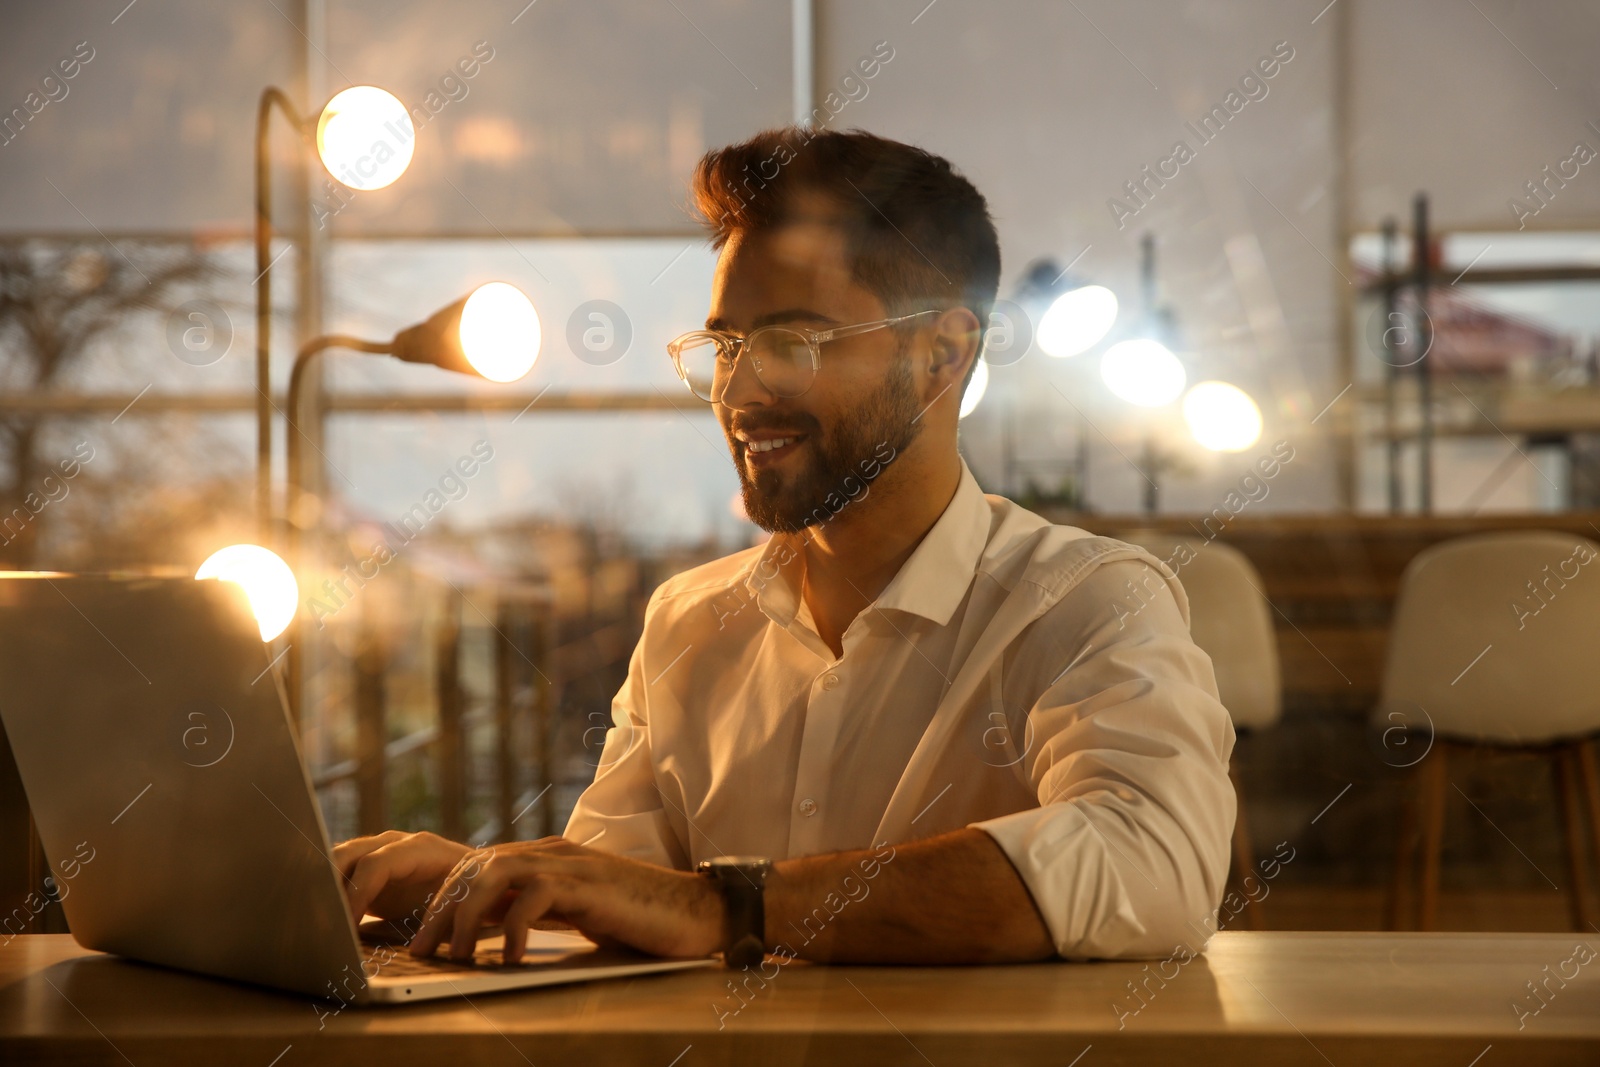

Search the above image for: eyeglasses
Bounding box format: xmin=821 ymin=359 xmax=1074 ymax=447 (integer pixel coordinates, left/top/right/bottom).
xmin=667 ymin=310 xmax=940 ymax=403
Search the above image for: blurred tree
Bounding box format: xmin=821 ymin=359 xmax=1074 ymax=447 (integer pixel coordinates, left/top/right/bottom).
xmin=1017 ymin=474 xmax=1082 ymax=513
xmin=0 ymin=239 xmax=211 ymax=567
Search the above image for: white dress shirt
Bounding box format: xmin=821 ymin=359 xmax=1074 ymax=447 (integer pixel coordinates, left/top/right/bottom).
xmin=565 ymin=458 xmax=1237 ymax=959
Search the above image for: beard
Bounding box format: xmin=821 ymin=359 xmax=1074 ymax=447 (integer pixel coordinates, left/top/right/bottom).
xmin=731 ymin=351 xmax=924 ymax=534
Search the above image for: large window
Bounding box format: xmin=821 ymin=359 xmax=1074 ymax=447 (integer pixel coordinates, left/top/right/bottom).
xmin=1348 ymin=231 xmax=1600 ymax=513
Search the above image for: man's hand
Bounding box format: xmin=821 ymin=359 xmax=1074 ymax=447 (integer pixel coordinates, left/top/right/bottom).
xmin=333 ymin=831 xmax=725 ymax=964
xmin=408 ymin=836 xmax=724 ymax=964
xmin=333 ymin=830 xmax=474 ymax=929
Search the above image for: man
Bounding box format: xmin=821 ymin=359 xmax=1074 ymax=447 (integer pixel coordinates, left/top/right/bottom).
xmin=334 ymin=127 xmax=1236 ymax=968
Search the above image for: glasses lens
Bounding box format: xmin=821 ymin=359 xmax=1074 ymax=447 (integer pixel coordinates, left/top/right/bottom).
xmin=671 ymin=334 xmax=726 ymax=401
xmin=748 ymin=328 xmax=814 ymax=397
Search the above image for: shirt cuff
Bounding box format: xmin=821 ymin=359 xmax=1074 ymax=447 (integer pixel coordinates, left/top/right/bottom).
xmin=971 ymin=802 xmax=1211 ymax=961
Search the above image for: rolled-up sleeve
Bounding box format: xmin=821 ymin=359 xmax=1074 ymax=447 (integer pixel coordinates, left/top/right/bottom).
xmin=970 ymin=557 xmax=1237 ymax=961
xmin=563 ymin=588 xmax=690 ymax=870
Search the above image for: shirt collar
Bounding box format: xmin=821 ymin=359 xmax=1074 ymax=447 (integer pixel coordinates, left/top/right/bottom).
xmin=740 ymin=458 xmax=992 ymax=630
xmin=745 ymin=525 xmax=808 ymax=630
xmin=870 ymin=458 xmax=992 ymax=625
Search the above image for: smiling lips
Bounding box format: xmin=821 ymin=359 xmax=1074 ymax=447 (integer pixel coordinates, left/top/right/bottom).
xmin=747 ymin=436 xmax=798 ymax=454
xmin=738 ymin=432 xmax=807 ymax=467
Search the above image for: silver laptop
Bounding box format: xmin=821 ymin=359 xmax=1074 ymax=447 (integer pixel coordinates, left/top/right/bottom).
xmin=0 ymin=573 xmax=713 ymax=1005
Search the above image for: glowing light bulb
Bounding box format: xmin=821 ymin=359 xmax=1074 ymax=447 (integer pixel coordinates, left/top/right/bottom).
xmin=960 ymin=357 xmax=989 ymax=418
xmin=459 ymin=282 xmax=540 ymax=382
xmin=196 ymin=544 xmax=298 ymax=641
xmin=1183 ymin=381 xmax=1263 ymax=452
xmin=1101 ymin=338 xmax=1186 ymax=407
xmin=316 ymin=86 xmax=415 ymax=192
xmin=1037 ymin=285 xmax=1119 ymax=358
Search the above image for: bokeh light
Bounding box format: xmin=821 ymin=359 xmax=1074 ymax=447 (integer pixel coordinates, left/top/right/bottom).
xmin=196 ymin=544 xmax=299 ymax=641
xmin=1100 ymin=338 xmax=1186 ymax=407
xmin=960 ymin=356 xmax=989 ymax=418
xmin=1037 ymin=284 xmax=1119 ymax=358
xmin=1183 ymin=380 xmax=1264 ymax=451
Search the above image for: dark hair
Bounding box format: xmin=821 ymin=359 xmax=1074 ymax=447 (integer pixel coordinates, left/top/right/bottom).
xmin=690 ymin=126 xmax=1000 ymax=388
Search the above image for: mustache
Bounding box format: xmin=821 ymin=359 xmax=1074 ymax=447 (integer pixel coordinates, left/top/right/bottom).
xmin=730 ymin=416 xmax=816 ymax=437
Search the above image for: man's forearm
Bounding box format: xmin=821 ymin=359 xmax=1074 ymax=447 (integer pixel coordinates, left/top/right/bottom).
xmin=762 ymin=827 xmax=1055 ymax=964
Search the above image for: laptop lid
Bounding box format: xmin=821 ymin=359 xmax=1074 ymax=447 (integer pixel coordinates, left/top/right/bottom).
xmin=0 ymin=574 xmax=368 ymax=1001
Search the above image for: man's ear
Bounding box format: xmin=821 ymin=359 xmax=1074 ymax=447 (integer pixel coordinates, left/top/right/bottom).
xmin=925 ymin=306 xmax=983 ymax=390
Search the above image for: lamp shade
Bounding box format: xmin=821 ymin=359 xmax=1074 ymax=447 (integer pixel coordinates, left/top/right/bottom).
xmin=315 ymin=86 xmax=415 ymax=192
xmin=460 ymin=282 xmax=542 ymax=381
xmin=391 ymin=282 xmax=541 ymax=382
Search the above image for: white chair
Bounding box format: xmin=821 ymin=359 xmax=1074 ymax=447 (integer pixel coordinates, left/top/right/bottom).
xmin=1117 ymin=532 xmax=1281 ymax=928
xmin=1377 ymin=531 xmax=1600 ymax=931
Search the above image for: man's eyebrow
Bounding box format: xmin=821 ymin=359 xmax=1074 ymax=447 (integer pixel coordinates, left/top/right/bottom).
xmin=704 ymin=309 xmax=839 ymax=332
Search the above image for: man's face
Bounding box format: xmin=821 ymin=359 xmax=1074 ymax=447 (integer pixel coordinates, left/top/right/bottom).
xmin=707 ymin=221 xmax=925 ymax=533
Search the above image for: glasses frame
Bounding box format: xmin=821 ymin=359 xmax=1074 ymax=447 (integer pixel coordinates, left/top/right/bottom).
xmin=667 ymin=309 xmax=941 ymax=402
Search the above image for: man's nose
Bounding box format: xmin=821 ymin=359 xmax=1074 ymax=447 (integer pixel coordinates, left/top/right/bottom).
xmin=716 ymin=345 xmax=775 ymax=408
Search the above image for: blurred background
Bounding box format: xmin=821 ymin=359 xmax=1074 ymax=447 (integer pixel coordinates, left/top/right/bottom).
xmin=3 ymin=0 xmax=1600 ymax=937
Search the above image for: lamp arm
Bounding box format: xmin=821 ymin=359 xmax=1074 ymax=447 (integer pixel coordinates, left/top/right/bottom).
xmin=285 ymin=334 xmax=395 ymax=534
xmin=256 ymin=86 xmax=310 ymax=545
xmin=282 ymin=333 xmax=393 ymax=725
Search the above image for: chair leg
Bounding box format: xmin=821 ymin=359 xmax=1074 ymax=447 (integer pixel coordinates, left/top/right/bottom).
xmin=1386 ymin=763 xmax=1421 ymax=931
xmin=1578 ymin=738 xmax=1600 ymax=927
xmin=1227 ymin=757 xmax=1263 ymax=931
xmin=1417 ymin=742 xmax=1450 ymax=931
xmin=1553 ymin=744 xmax=1596 ymax=933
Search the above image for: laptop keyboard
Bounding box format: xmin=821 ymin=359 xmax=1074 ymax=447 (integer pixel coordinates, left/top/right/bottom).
xmin=363 ymin=945 xmax=529 ymax=976
xmin=357 ymin=920 xmax=591 ymax=978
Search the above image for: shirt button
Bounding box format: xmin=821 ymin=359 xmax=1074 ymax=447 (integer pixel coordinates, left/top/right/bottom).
xmin=821 ymin=673 xmax=840 ymax=690
xmin=798 ymin=798 xmax=818 ymax=817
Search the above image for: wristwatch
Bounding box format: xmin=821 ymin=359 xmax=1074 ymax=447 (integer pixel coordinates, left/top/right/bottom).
xmin=696 ymin=855 xmax=773 ymax=970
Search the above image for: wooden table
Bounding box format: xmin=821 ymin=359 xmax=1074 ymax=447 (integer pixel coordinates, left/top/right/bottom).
xmin=3 ymin=931 xmax=1598 ymax=1065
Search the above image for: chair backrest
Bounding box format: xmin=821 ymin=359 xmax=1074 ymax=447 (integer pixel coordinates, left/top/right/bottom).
xmin=1378 ymin=531 xmax=1600 ymax=744
xmin=1116 ymin=532 xmax=1282 ymax=731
